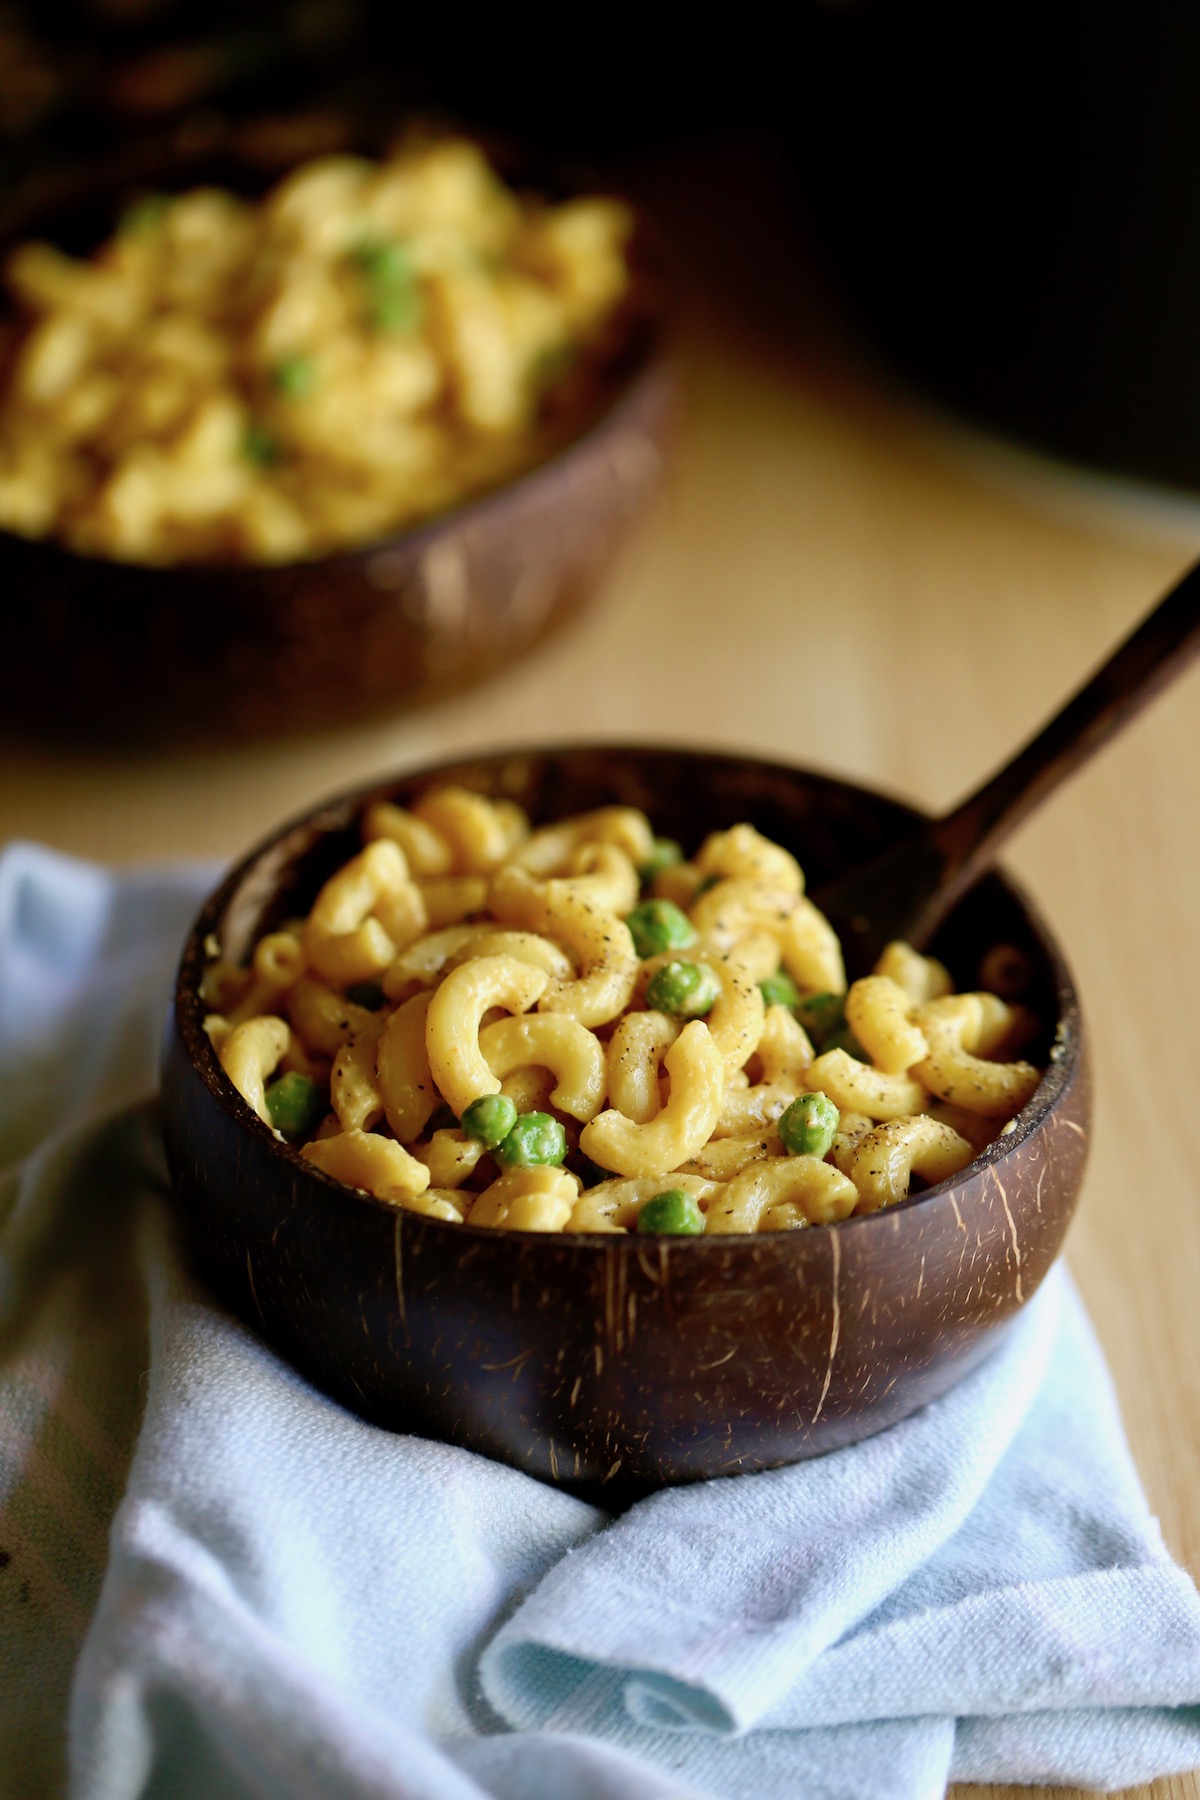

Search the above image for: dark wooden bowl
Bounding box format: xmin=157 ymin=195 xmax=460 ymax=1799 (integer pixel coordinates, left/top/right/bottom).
xmin=159 ymin=745 xmax=1089 ymax=1501
xmin=0 ymin=142 xmax=671 ymax=746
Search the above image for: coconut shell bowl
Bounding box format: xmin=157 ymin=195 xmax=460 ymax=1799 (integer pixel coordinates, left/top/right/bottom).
xmin=0 ymin=141 xmax=670 ymax=745
xmin=159 ymin=745 xmax=1089 ymax=1501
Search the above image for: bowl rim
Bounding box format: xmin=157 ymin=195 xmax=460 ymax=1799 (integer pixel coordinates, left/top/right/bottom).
xmin=170 ymin=740 xmax=1085 ymax=1248
xmin=0 ymin=144 xmax=670 ymax=583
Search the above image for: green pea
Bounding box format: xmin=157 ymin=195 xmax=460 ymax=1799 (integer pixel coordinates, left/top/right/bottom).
xmin=493 ymin=1111 xmax=568 ymax=1167
xmin=644 ymin=959 xmax=720 ymax=1018
xmin=794 ymin=991 xmax=848 ymax=1046
xmin=264 ymin=1071 xmax=327 ymax=1136
xmin=824 ymin=1023 xmax=867 ymax=1060
xmin=270 ymin=352 xmax=317 ymax=398
xmin=351 ymin=237 xmax=415 ymax=286
xmin=119 ymin=194 xmax=168 ymax=236
xmin=779 ymin=1092 xmax=840 ymax=1159
xmin=369 ymin=286 xmax=422 ymax=333
xmin=351 ymin=236 xmax=422 ymax=333
xmin=461 ymin=1094 xmax=518 ymax=1149
xmin=625 ymin=898 xmax=697 ymax=959
xmin=759 ymin=971 xmax=801 ymax=1010
xmin=345 ymin=981 xmax=386 ymax=1010
xmin=243 ymin=421 xmax=281 ymax=468
xmin=637 ymin=1189 xmax=705 ymax=1235
xmin=638 ymin=838 xmax=683 ymax=885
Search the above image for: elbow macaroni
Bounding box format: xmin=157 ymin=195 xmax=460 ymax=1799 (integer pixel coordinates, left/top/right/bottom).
xmin=0 ymin=139 xmax=636 ymax=566
xmin=206 ymin=788 xmax=1046 ymax=1230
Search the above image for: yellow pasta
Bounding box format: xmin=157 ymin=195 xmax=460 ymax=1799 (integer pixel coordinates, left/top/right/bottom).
xmin=605 ymin=1011 xmax=680 ymax=1123
xmin=302 ymin=1128 xmax=430 ymax=1202
xmin=580 ymin=1021 xmax=725 ymax=1177
xmin=913 ymin=995 xmax=1042 ymax=1119
xmin=218 ymin=1015 xmax=290 ymax=1122
xmin=490 ymin=867 xmax=638 ymax=1027
xmin=0 ymin=139 xmax=635 ymax=565
xmin=205 ymin=787 xmax=1046 ymax=1235
xmin=303 ymin=840 xmax=425 ymax=985
xmin=425 ymin=953 xmax=548 ymax=1116
xmin=478 ymin=1014 xmax=606 ymax=1122
xmin=704 ymin=1156 xmax=858 ymax=1232
xmin=844 ymin=975 xmax=928 ymax=1075
xmin=850 ymin=1117 xmax=976 ymax=1212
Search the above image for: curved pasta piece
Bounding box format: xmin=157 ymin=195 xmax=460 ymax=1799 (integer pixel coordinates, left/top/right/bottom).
xmin=689 ymin=878 xmax=798 ymax=953
xmin=511 ymin=806 xmax=655 ymax=877
xmin=845 ymin=975 xmax=928 ymax=1075
xmin=330 ymin=1014 xmax=386 ymax=1132
xmin=913 ymin=995 xmax=1041 ymax=1119
xmin=704 ymin=1155 xmax=858 ymax=1232
xmin=478 ymin=1013 xmax=606 ymax=1121
xmin=224 ymin=932 xmax=306 ymax=1026
xmin=850 ymin=1116 xmax=975 ymax=1212
xmin=466 ymin=1165 xmax=579 ymax=1231
xmin=499 ymin=1066 xmax=557 ymax=1113
xmin=218 ymin=1014 xmax=290 ymax=1122
xmin=412 ymin=786 xmax=526 ymax=874
xmin=580 ymin=1020 xmax=724 ymax=1177
xmin=779 ymin=896 xmax=846 ymax=996
xmin=806 ymin=1047 xmax=927 ymax=1121
xmin=490 ymin=867 xmax=637 ymax=1027
xmin=416 ymin=876 xmax=490 ymax=928
xmin=250 ymin=928 xmax=306 ymax=993
xmin=376 ymin=991 xmax=438 ymax=1142
xmin=444 ymin=929 xmax=574 ymax=983
xmin=566 ymin=1173 xmax=721 ymax=1234
xmin=695 ymin=823 xmax=804 ymax=895
xmin=678 ymin=1132 xmax=783 ymax=1180
xmin=302 ymin=1128 xmax=431 ymax=1202
xmin=724 ymin=930 xmax=783 ymax=985
xmin=559 ymin=842 xmax=640 ymax=915
xmin=714 ymin=1004 xmax=813 ymax=1135
xmin=285 ymin=977 xmax=377 ymax=1057
xmin=401 ymin=1189 xmax=467 ymax=1223
xmin=702 ymin=944 xmax=767 ymax=1075
xmin=412 ymin=1129 xmax=488 ymax=1189
xmin=363 ymin=800 xmax=455 ymax=876
xmin=922 ymin=1097 xmax=997 ymax=1155
xmin=872 ymin=940 xmax=952 ymax=1006
xmin=383 ymin=925 xmax=483 ymax=997
xmin=829 ymin=1109 xmax=876 ymax=1176
xmin=605 ymin=1011 xmax=679 ymax=1123
xmin=304 ymin=840 xmax=427 ymax=984
xmin=972 ymin=994 xmax=1039 ymax=1059
xmin=425 ymin=953 xmax=548 ymax=1116
xmin=650 ymin=860 xmax=707 ymax=908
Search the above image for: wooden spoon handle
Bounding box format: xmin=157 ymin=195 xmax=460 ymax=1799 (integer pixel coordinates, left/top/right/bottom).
xmin=929 ymin=559 xmax=1200 ymax=907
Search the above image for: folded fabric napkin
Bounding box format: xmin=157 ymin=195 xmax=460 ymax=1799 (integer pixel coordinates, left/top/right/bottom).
xmin=2 ymin=840 xmax=1199 ymax=1800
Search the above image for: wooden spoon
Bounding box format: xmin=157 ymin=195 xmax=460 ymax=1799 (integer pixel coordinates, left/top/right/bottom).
xmin=811 ymin=559 xmax=1200 ymax=975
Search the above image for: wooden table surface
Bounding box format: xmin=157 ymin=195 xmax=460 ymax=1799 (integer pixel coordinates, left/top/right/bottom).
xmin=3 ymin=133 xmax=1197 ymax=1800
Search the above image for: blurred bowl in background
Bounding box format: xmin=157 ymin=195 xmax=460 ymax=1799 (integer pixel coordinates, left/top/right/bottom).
xmin=0 ymin=130 xmax=672 ymax=745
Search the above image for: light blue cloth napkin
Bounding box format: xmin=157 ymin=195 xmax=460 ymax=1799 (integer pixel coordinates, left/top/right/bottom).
xmin=2 ymin=840 xmax=1199 ymax=1800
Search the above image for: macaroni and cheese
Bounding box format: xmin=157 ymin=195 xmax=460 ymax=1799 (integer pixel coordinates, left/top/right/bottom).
xmin=202 ymin=792 xmax=1045 ymax=1234
xmin=0 ymin=139 xmax=634 ymax=564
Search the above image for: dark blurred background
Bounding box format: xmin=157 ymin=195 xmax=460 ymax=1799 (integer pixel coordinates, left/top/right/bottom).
xmin=4 ymin=0 xmax=1200 ymax=492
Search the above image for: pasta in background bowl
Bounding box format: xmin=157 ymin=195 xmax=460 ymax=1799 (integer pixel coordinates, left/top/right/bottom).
xmin=0 ymin=132 xmax=669 ymax=741
xmin=160 ymin=745 xmax=1090 ymax=1498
